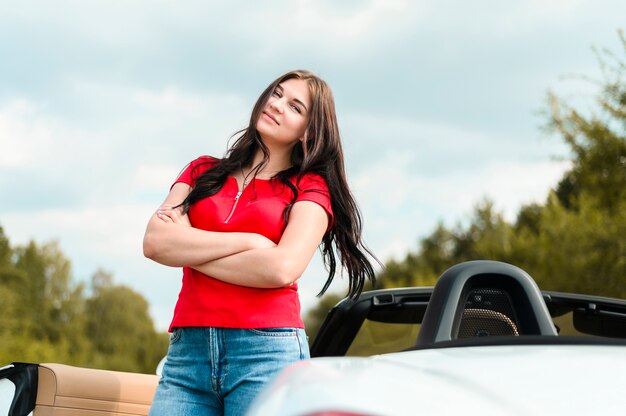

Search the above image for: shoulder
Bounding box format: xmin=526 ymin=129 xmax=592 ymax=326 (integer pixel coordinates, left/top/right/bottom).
xmin=187 ymin=155 xmax=221 ymax=175
xmin=293 ymin=172 xmax=333 ymax=205
xmin=293 ymin=172 xmax=334 ymax=228
xmin=174 ymin=155 xmax=221 ymax=186
xmin=295 ymin=172 xmax=330 ymax=192
xmin=189 ymin=155 xmax=220 ymax=169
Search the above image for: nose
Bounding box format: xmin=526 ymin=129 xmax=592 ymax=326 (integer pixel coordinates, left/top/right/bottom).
xmin=269 ymin=97 xmax=285 ymax=113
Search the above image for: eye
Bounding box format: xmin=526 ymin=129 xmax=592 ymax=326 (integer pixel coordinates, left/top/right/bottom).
xmin=290 ymin=103 xmax=302 ymax=114
xmin=272 ymin=89 xmax=282 ymax=98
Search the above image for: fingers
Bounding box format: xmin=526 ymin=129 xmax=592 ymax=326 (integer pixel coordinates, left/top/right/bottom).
xmin=156 ymin=204 xmax=178 ymax=217
xmin=155 ymin=204 xmax=190 ymax=226
xmin=156 ymin=209 xmax=174 ymax=223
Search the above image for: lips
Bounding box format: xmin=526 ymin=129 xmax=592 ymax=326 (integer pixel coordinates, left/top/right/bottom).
xmin=262 ymin=111 xmax=279 ymax=125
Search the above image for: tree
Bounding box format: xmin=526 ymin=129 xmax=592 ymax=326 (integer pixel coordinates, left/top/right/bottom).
xmin=85 ymin=269 xmax=168 ymax=373
xmin=549 ymin=31 xmax=626 ymax=214
xmin=0 ymin=227 xmax=168 ymax=372
xmin=518 ymin=193 xmax=625 ymax=297
xmin=0 ymin=226 xmax=10 ymax=268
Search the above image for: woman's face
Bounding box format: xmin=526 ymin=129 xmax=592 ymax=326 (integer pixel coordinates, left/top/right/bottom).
xmin=256 ymin=78 xmax=311 ymax=148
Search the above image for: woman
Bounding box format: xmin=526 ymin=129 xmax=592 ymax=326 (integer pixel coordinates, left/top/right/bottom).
xmin=144 ymin=70 xmax=377 ymax=415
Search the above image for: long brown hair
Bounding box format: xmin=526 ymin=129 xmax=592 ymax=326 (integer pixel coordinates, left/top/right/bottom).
xmin=181 ymin=70 xmax=378 ymax=298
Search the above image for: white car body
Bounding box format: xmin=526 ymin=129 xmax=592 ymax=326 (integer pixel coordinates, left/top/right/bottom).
xmin=248 ymin=261 xmax=626 ymax=416
xmin=249 ymin=344 xmax=626 ymax=416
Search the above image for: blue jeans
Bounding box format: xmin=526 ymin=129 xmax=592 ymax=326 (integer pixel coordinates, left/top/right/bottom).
xmin=149 ymin=327 xmax=310 ymax=416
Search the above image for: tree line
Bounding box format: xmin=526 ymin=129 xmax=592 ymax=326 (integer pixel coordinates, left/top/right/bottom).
xmin=0 ymin=234 xmax=168 ymax=373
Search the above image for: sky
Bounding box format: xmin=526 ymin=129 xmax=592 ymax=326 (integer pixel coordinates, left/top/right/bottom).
xmin=1 ymin=0 xmax=624 ymax=331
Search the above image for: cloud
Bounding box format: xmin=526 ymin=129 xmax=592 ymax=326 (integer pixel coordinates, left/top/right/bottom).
xmin=0 ymin=99 xmax=55 ymax=167
xmin=132 ymin=164 xmax=182 ymax=192
xmin=292 ymin=0 xmax=413 ymax=39
xmin=2 ymin=203 xmax=150 ymax=258
xmin=351 ymin=149 xmax=571 ymax=261
xmin=0 ymin=80 xmax=253 ymax=195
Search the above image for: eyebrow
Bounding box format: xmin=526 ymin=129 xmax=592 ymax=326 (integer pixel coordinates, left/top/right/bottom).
xmin=276 ymin=84 xmax=308 ymax=112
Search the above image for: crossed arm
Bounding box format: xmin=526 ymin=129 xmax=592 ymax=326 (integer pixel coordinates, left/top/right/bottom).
xmin=142 ymin=182 xmax=329 ymax=288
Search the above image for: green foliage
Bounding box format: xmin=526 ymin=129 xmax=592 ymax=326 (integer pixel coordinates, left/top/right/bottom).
xmin=549 ymin=32 xmax=626 ymax=214
xmin=85 ymin=270 xmax=168 ymax=372
xmin=512 ymin=193 xmax=625 ymax=297
xmin=0 ymin=228 xmax=168 ymax=373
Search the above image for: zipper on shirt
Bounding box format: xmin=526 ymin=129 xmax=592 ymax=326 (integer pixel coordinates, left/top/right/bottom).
xmin=224 ymin=191 xmax=242 ymax=223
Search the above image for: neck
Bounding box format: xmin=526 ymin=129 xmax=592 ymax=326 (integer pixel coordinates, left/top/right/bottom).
xmin=248 ymin=147 xmax=293 ymax=176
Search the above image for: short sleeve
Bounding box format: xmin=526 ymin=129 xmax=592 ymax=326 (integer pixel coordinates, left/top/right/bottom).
xmin=296 ymin=173 xmax=334 ymax=230
xmin=172 ymin=156 xmax=218 ymax=189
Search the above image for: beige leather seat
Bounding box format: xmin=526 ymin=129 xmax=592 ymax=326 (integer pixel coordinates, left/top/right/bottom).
xmin=35 ymin=364 xmax=159 ymax=416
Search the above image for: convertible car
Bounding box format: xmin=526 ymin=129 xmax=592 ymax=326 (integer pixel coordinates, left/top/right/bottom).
xmin=247 ymin=260 xmax=626 ymax=415
xmin=2 ymin=260 xmax=626 ymax=415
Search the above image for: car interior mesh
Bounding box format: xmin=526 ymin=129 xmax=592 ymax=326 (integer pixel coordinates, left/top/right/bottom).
xmin=458 ymin=288 xmax=520 ymax=338
xmin=458 ymin=308 xmax=520 ymax=338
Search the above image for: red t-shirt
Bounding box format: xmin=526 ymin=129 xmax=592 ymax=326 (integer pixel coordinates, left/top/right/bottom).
xmin=168 ymin=156 xmax=334 ymax=331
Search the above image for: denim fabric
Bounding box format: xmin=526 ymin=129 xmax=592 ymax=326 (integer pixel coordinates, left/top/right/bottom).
xmin=149 ymin=327 xmax=310 ymax=416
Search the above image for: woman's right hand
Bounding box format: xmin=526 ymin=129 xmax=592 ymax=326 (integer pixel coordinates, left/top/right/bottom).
xmin=156 ymin=203 xmax=191 ymax=227
xmin=155 ymin=203 xmax=274 ymax=249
